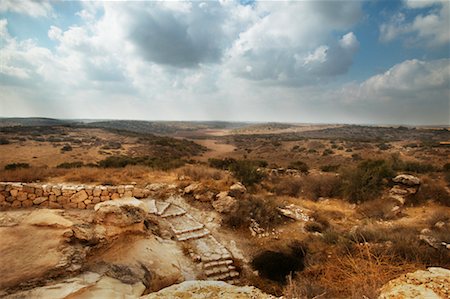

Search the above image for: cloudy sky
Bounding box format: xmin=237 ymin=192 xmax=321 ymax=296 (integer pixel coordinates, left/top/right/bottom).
xmin=0 ymin=0 xmax=449 ymax=125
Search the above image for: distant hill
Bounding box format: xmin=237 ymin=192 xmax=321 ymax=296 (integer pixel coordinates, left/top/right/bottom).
xmin=84 ymin=120 xmax=249 ymax=135
xmin=0 ymin=117 xmax=77 ymax=127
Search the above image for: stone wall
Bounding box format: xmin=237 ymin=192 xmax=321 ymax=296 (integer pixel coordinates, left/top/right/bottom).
xmin=0 ymin=182 xmax=153 ymax=210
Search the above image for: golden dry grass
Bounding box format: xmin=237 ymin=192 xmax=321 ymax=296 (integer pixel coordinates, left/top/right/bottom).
xmin=285 ymin=244 xmax=422 ymax=299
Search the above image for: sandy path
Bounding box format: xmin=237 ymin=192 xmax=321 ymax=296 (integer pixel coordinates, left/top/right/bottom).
xmin=193 ymin=139 xmax=236 ymax=161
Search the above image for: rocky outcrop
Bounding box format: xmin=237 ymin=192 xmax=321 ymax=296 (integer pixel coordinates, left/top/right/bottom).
xmin=4 ymin=272 xmax=146 ymax=299
xmin=378 ymin=267 xmax=450 ymax=299
xmin=389 ymin=174 xmax=420 ymax=205
xmin=212 ymin=192 xmax=237 ymax=214
xmin=392 ymin=174 xmax=421 ymax=186
xmin=141 ymin=280 xmax=277 ymax=299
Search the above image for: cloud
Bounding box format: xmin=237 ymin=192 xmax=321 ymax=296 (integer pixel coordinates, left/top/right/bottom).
xmin=226 ymin=1 xmax=362 ymax=84
xmin=380 ymin=1 xmax=449 ymax=47
xmin=0 ymin=0 xmax=53 ymax=18
xmin=342 ymin=58 xmax=449 ymax=100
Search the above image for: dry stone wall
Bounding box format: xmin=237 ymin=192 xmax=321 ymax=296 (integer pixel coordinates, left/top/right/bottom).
xmin=0 ymin=182 xmax=152 ymax=210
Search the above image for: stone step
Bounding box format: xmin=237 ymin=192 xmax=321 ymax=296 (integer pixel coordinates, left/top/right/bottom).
xmin=207 ymin=270 xmax=239 ymax=281
xmin=161 ymin=204 xmax=186 ymax=218
xmin=200 ymin=252 xmax=232 ymax=263
xmin=176 ymin=228 xmax=210 ymax=241
xmin=167 ymin=214 xmax=204 ymax=234
xmin=143 ymin=199 xmax=157 ymax=214
xmin=155 ymin=201 xmax=171 ymax=216
xmin=205 ymin=265 xmax=236 ymax=277
xmin=203 ymin=260 xmax=233 ymax=269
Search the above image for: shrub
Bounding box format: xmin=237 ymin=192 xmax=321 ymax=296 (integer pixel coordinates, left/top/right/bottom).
xmin=272 ymin=177 xmax=303 ymax=197
xmin=287 ymin=161 xmax=309 ymax=174
xmin=443 ymin=163 xmax=450 ymax=172
xmin=377 ymin=143 xmax=391 ymax=150
xmin=302 ymin=174 xmax=342 ymax=200
xmin=57 ymin=161 xmax=85 ymax=169
xmin=412 ymin=178 xmax=450 ymax=206
xmin=322 ymin=149 xmax=334 ymax=156
xmin=4 ymin=163 xmax=30 ymax=170
xmin=320 ymin=164 xmax=340 ymax=172
xmin=0 ymin=137 xmax=10 ymax=145
xmin=305 ymin=221 xmax=325 ymax=233
xmin=341 ymin=159 xmax=395 ymax=203
xmin=223 ymin=196 xmax=282 ymax=229
xmin=61 ymin=144 xmax=73 ymax=152
xmin=229 ymin=160 xmax=265 ymax=186
xmin=402 ymin=161 xmax=435 ymax=173
xmin=98 ymin=155 xmax=185 ymax=170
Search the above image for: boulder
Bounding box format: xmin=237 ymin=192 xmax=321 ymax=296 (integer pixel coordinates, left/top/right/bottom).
xmin=184 ymin=183 xmax=201 ymax=194
xmin=378 ymin=267 xmax=450 ymax=299
xmin=70 ymin=190 xmax=89 ymax=203
xmin=94 ymin=198 xmax=149 ymax=227
xmin=229 ymin=182 xmax=246 ymax=197
xmin=212 ymin=194 xmax=237 ymax=213
xmin=392 ymin=174 xmax=420 ymax=186
xmin=141 ymin=280 xmax=277 ymax=299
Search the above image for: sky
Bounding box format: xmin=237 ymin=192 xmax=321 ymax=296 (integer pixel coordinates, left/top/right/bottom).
xmin=0 ymin=0 xmax=449 ymax=125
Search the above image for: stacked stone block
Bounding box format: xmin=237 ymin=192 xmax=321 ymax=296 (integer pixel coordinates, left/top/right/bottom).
xmin=0 ymin=182 xmax=151 ymax=210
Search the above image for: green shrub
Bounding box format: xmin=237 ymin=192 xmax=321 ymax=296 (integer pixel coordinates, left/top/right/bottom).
xmin=230 ymin=160 xmax=265 ymax=186
xmin=322 ymin=149 xmax=334 ymax=156
xmin=61 ymin=144 xmax=73 ymax=152
xmin=341 ymin=159 xmax=395 ymax=203
xmin=320 ymin=164 xmax=340 ymax=172
xmin=4 ymin=163 xmax=30 ymax=170
xmin=402 ymin=161 xmax=435 ymax=173
xmin=57 ymin=161 xmax=85 ymax=169
xmin=288 ymin=161 xmax=309 ymax=174
xmin=98 ymin=155 xmax=185 ymax=170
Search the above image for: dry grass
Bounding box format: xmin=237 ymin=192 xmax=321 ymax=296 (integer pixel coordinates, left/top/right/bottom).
xmin=177 ymin=165 xmax=226 ymax=181
xmin=0 ymin=165 xmax=176 ymax=186
xmin=0 ymin=167 xmax=66 ymax=183
xmin=285 ymin=244 xmax=422 ymax=299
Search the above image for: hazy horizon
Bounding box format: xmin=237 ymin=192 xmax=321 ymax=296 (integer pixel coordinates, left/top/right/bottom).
xmin=1 ymin=0 xmax=449 ymax=125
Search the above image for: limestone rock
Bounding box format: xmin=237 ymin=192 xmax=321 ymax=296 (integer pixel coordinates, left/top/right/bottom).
xmin=392 ymin=174 xmax=420 ymax=186
xmin=23 ymin=209 xmax=73 ymax=228
xmin=184 ymin=183 xmax=201 ymax=194
xmin=70 ymin=190 xmax=89 ymax=203
xmin=141 ymin=280 xmax=277 ymax=299
xmin=4 ymin=272 xmax=146 ymax=299
xmin=212 ymin=194 xmax=237 ymax=214
xmin=277 ymin=204 xmax=312 ymax=221
xmin=378 ymin=267 xmax=450 ymax=299
xmin=229 ymin=182 xmax=246 ymax=195
xmin=94 ymin=198 xmax=148 ymax=227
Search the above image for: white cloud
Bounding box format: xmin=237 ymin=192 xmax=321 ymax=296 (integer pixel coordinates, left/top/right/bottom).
xmin=0 ymin=0 xmax=53 ymax=18
xmin=380 ymin=1 xmax=449 ymax=47
xmin=341 ymin=58 xmax=450 ymax=103
xmin=226 ymin=2 xmax=362 ymax=84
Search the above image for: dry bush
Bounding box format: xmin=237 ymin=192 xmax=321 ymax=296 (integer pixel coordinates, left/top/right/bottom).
xmin=177 ymin=165 xmax=225 ymax=181
xmin=302 ymin=174 xmax=342 ymax=200
xmin=271 ymin=176 xmax=303 ymax=197
xmin=357 ymin=198 xmax=399 ymax=220
xmin=223 ymin=195 xmax=283 ymax=229
xmin=412 ymin=177 xmax=450 ymax=206
xmin=62 ymin=165 xmax=153 ymax=185
xmin=0 ymin=167 xmax=65 ymax=182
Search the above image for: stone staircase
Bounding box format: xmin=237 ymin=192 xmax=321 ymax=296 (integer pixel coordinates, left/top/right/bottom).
xmin=146 ymin=199 xmax=239 ymax=284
